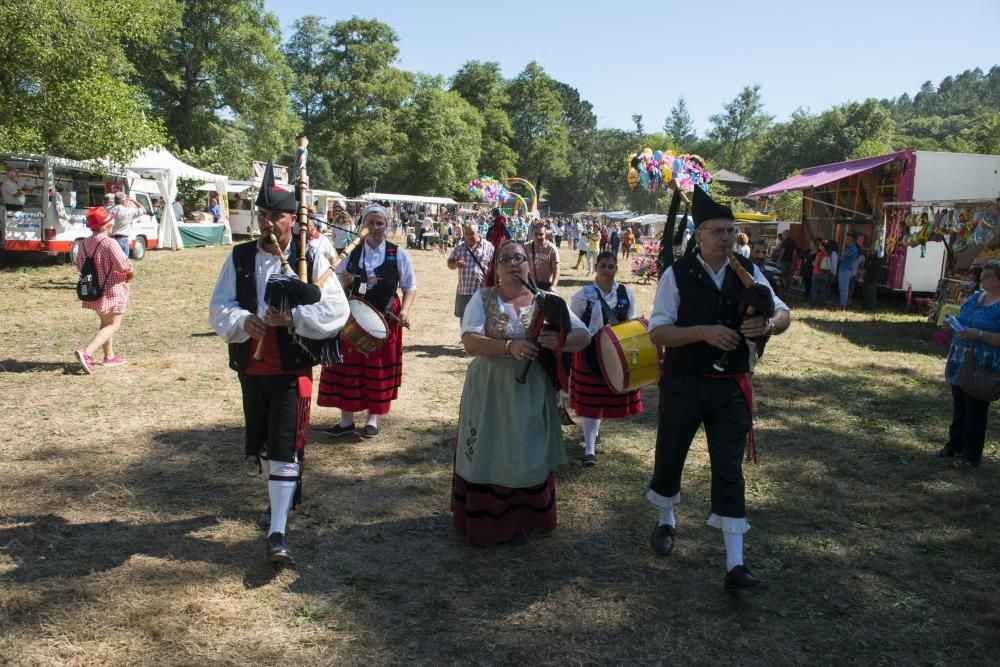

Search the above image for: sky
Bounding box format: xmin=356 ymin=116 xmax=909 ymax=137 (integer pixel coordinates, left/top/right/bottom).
xmin=265 ymin=0 xmax=1000 ymax=134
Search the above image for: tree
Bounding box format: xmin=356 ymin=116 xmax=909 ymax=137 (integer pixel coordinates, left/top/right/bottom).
xmin=0 ymin=0 xmax=166 ymax=161
xmin=547 ymin=81 xmax=598 ymax=211
xmin=631 ymin=114 xmax=645 ymax=137
xmin=128 ymin=0 xmax=299 ymax=160
xmin=708 ymin=84 xmax=773 ymax=172
xmin=282 ymin=15 xmax=332 ymax=137
xmin=450 ymin=61 xmax=517 ymax=178
xmin=506 ymin=62 xmax=571 ymax=197
xmin=393 ymin=75 xmax=483 ymax=196
xmin=664 ymin=96 xmax=696 ymax=147
xmin=315 ymin=17 xmax=412 ymax=195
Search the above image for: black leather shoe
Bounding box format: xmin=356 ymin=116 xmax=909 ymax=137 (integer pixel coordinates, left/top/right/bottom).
xmin=362 ymin=424 xmax=379 ymax=438
xmin=935 ymin=446 xmax=960 ymax=458
xmin=325 ymin=423 xmax=355 ymax=437
xmin=724 ymin=565 xmax=768 ymax=593
xmin=267 ymin=532 xmax=293 ymax=564
xmin=582 ymin=453 xmax=597 ymax=467
xmin=649 ymin=524 xmax=675 ymax=556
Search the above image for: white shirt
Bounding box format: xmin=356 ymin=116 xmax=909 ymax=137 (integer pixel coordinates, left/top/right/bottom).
xmin=461 ymin=288 xmax=588 ymax=339
xmin=309 ymin=233 xmax=336 ymax=263
xmin=108 ymin=203 xmax=139 ymax=236
xmin=649 ymin=253 xmax=790 ymax=331
xmin=570 ymin=281 xmax=638 ymax=337
xmin=2 ymin=177 xmax=25 ymax=206
xmin=334 ymin=239 xmax=416 ymax=292
xmin=209 ymin=242 xmax=350 ymax=344
xmin=331 ymin=217 xmax=357 ymax=249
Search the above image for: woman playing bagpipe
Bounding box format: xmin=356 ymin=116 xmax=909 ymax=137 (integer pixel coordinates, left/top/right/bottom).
xmin=318 ymin=204 xmax=417 ymax=438
xmin=645 ymin=186 xmax=791 ymax=593
xmin=568 ymin=251 xmax=642 ymax=466
xmin=209 ymin=160 xmax=350 ymax=565
xmin=452 ymin=241 xmax=590 ymax=546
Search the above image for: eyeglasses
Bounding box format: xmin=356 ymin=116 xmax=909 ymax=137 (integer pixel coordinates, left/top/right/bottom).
xmin=701 ymin=226 xmax=736 ymax=237
xmin=498 ymin=254 xmax=528 ymax=265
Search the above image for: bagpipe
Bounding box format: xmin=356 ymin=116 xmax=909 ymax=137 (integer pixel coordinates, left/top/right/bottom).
xmin=514 ymin=274 xmax=575 ymax=425
xmin=712 ymin=252 xmax=775 ymax=372
xmin=251 ymin=142 xmax=351 ymax=366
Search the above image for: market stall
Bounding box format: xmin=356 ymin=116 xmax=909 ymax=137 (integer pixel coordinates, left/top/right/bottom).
xmin=125 ymin=147 xmax=230 ymax=250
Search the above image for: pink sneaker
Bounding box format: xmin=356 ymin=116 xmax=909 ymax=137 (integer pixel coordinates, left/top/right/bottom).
xmin=76 ymin=348 xmax=94 ymax=375
xmin=102 ymin=355 xmax=127 ymax=367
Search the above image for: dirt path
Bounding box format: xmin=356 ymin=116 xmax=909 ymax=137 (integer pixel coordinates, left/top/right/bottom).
xmin=0 ymin=240 xmax=997 ymax=665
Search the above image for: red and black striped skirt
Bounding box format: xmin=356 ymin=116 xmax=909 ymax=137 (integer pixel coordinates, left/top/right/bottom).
xmin=450 ymin=472 xmax=557 ymax=546
xmin=569 ymin=350 xmax=642 ymax=419
xmin=317 ymin=297 xmax=403 ymax=415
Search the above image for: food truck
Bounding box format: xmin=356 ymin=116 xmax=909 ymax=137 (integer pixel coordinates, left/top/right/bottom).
xmin=1 ymin=153 xmax=160 ymax=262
xmin=196 ymin=181 xmax=346 ymax=238
xmin=748 ymin=150 xmax=1000 ymax=292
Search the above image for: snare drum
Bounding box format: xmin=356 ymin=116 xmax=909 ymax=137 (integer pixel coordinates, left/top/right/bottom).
xmin=596 ymin=319 xmax=663 ymax=393
xmin=341 ymin=298 xmax=389 ymax=355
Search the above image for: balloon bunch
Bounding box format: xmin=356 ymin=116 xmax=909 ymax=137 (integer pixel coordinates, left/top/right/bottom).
xmin=627 ymin=148 xmax=712 ymax=193
xmin=467 ymin=177 xmax=508 ymax=203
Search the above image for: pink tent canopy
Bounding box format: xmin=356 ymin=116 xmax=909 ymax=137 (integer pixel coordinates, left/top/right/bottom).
xmin=747 ymin=151 xmax=908 ymax=198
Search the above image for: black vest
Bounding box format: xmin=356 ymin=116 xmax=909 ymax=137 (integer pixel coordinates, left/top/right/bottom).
xmin=581 ymin=284 xmax=630 ymax=328
xmin=227 ymin=239 xmax=317 ymax=373
xmin=663 ymin=252 xmax=754 ymax=375
xmin=346 ymin=241 xmax=400 ymax=313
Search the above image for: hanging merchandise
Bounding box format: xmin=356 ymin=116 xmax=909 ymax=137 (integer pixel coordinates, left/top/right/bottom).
xmin=625 ymin=149 xmax=712 ymax=194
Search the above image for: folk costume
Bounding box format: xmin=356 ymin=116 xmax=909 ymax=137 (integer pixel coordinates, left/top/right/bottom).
xmin=451 ymin=286 xmax=588 ymax=545
xmin=569 ymin=280 xmax=641 ymax=463
xmin=646 ymin=186 xmax=788 ymax=590
xmin=209 ymin=167 xmax=350 ymax=563
xmin=318 ymin=204 xmax=416 ymax=435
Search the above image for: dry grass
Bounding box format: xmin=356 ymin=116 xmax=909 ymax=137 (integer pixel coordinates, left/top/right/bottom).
xmin=1 ymin=241 xmax=998 ymax=666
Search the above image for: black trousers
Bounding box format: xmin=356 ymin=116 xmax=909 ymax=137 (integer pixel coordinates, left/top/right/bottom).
xmin=947 ymin=383 xmax=990 ymax=464
xmin=649 ymin=374 xmax=750 ymax=517
xmin=239 ymin=373 xmax=302 ymax=463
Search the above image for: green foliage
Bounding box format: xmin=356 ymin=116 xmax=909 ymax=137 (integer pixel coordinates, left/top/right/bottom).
xmin=0 ymin=0 xmax=166 ymax=162
xmin=450 ymin=61 xmax=517 ymax=178
xmin=127 ymin=0 xmax=299 ymax=164
xmin=393 ymin=75 xmax=483 ymax=196
xmin=281 ymin=15 xmax=330 ymax=137
xmin=506 ymin=62 xmax=571 ymax=195
xmin=708 ymin=84 xmax=773 ymax=173
xmin=664 ymin=97 xmax=697 ymax=147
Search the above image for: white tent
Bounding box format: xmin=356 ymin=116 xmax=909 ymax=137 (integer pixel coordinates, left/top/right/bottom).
xmin=362 ymin=192 xmax=457 ymax=205
xmin=125 ymin=147 xmax=229 ymax=249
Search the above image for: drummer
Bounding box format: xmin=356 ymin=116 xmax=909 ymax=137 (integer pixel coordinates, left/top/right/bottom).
xmin=569 ymin=251 xmax=641 ymax=466
xmin=318 ymin=203 xmax=416 ymax=438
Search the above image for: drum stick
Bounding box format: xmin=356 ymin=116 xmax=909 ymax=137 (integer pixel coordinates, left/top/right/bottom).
xmin=386 ymin=311 xmax=410 ymax=329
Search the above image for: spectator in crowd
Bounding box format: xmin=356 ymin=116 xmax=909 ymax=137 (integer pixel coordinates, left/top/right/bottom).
xmin=172 ymin=199 xmax=184 ymax=222
xmin=801 ymin=238 xmax=820 ymax=302
xmin=622 ymin=226 xmax=635 ymax=261
xmin=940 ymin=259 xmax=1000 ymax=468
xmin=528 ymin=221 xmax=560 ymax=290
xmin=735 ymin=232 xmax=751 ymax=258
xmin=107 ymin=191 xmax=141 ymax=256
xmin=74 ymin=206 xmax=135 ymax=374
xmin=207 ymin=196 xmax=222 ymax=223
xmin=610 ymin=222 xmax=622 ymax=257
xmin=448 ymin=224 xmax=496 ymax=343
xmin=778 ymin=232 xmax=798 ymax=298
xmin=837 ymin=233 xmax=859 ymax=309
xmin=2 ymin=167 xmax=29 ymax=211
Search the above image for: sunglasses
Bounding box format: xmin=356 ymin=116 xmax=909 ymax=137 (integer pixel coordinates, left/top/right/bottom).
xmin=498 ymin=254 xmax=528 ymax=265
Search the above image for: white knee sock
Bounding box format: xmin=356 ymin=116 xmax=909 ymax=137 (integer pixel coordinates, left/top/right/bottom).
xmin=339 ymin=411 xmax=355 ymax=428
xmin=582 ymin=417 xmax=600 ymax=456
xmin=267 ymin=460 xmax=300 ymax=537
xmin=657 ymin=503 xmax=675 ymax=527
xmin=366 ymin=412 xmax=378 ymax=428
xmin=723 ymin=531 xmax=744 ymax=571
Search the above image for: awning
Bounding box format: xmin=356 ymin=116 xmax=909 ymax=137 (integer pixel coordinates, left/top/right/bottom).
xmin=747 ymin=151 xmax=907 ymax=198
xmin=362 ymin=192 xmax=456 ymax=205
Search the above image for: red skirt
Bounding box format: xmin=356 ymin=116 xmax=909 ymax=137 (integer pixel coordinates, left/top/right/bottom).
xmin=569 ymin=350 xmax=642 ymax=419
xmin=317 ymin=296 xmax=403 ymax=415
xmin=451 ymin=472 xmax=557 ymax=546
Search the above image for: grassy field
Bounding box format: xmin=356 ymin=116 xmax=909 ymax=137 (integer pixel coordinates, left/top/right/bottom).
xmin=0 ymin=240 xmax=997 ymax=666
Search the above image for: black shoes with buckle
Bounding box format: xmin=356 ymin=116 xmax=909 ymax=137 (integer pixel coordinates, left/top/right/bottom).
xmin=267 ymin=532 xmax=293 ymax=565
xmin=724 ymin=564 xmax=768 ymax=594
xmin=649 ymin=524 xmax=675 ymax=556
xmin=325 ymin=423 xmax=355 ymax=437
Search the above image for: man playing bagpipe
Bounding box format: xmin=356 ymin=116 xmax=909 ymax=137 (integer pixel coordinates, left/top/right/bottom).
xmin=645 ymin=186 xmax=791 ymax=593
xmin=209 ymin=163 xmax=350 ymax=565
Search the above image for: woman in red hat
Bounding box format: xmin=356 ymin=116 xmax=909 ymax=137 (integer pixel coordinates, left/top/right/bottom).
xmin=75 ymin=206 xmax=135 ymax=374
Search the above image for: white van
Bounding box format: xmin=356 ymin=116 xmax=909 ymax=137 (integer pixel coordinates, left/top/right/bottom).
xmin=1 ymin=153 xmax=159 ymax=262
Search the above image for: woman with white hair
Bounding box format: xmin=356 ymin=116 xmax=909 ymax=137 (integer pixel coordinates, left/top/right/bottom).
xmin=319 ymin=204 xmax=417 ymax=438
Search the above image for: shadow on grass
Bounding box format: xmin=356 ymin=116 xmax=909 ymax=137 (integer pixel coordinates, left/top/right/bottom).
xmin=800 ymin=314 xmax=947 ymax=356
xmin=406 ymin=344 xmax=468 ymax=359
xmin=0 ymin=359 xmax=80 ymax=374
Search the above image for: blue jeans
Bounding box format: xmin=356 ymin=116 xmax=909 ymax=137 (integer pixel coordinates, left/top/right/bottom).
xmin=838 ymin=271 xmax=853 ymax=308
xmin=810 ymin=273 xmax=830 ymax=305
xmin=113 ymin=236 xmax=129 ymax=257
